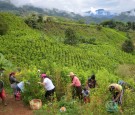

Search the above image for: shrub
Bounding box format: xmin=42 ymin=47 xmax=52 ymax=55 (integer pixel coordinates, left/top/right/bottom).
xmin=0 ymin=17 xmax=8 ymax=35
xmin=122 ymin=39 xmax=134 ymax=53
xmin=64 ymin=28 xmax=78 ymax=45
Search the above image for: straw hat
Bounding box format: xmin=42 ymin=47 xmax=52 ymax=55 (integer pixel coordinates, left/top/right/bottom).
xmin=68 ymin=72 xmax=75 ymax=77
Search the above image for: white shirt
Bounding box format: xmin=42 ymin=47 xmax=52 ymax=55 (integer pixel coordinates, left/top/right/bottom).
xmin=17 ymin=81 xmax=24 ymax=92
xmin=43 ymin=78 xmax=55 ymax=91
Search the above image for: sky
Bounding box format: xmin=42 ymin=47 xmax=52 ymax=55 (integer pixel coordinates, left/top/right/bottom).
xmin=7 ymin=0 xmax=135 ymax=14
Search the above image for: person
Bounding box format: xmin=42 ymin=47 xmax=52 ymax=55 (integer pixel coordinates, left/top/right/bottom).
xmin=68 ymin=72 xmax=82 ymax=100
xmin=9 ymin=72 xmax=19 ymax=98
xmin=108 ymin=83 xmax=123 ymax=105
xmin=82 ymin=87 xmax=90 ymax=103
xmin=0 ymin=80 xmax=7 ymax=106
xmin=87 ymin=74 xmax=97 ymax=89
xmin=38 ymin=74 xmax=55 ymax=101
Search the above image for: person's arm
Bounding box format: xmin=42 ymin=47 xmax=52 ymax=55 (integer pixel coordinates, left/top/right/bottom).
xmin=70 ymin=77 xmax=76 ymax=86
xmin=38 ymin=82 xmax=45 ymax=86
xmin=10 ymin=76 xmax=19 ymax=83
xmin=113 ymin=86 xmax=122 ymax=101
xmin=114 ymin=91 xmax=122 ymax=102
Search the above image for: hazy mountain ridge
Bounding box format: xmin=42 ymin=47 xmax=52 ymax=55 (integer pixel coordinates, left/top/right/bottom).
xmin=0 ymin=0 xmax=135 ymax=23
xmin=83 ymin=9 xmax=117 ymax=18
xmin=121 ymin=9 xmax=135 ymax=16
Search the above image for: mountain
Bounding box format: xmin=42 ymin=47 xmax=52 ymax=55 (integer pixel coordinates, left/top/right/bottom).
xmin=113 ymin=9 xmax=135 ymax=22
xmin=0 ymin=0 xmax=135 ymax=23
xmin=84 ymin=9 xmax=117 ymax=18
xmin=121 ymin=9 xmax=135 ymax=16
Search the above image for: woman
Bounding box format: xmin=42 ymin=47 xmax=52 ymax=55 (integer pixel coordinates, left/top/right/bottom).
xmin=38 ymin=74 xmax=55 ymax=101
xmin=9 ymin=72 xmax=19 ymax=98
xmin=69 ymin=72 xmax=82 ymax=99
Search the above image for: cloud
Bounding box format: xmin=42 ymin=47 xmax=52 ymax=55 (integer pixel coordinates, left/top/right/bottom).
xmin=8 ymin=0 xmax=135 ymax=13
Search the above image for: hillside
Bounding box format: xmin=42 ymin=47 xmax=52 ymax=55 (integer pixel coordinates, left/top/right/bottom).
xmin=1 ymin=12 xmax=135 ymax=71
xmin=0 ymin=12 xmax=135 ymax=114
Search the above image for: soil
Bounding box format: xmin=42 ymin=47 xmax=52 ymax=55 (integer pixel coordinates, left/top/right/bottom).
xmin=0 ymin=94 xmax=33 ymax=115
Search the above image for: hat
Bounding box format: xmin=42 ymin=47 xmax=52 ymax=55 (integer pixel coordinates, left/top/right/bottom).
xmin=41 ymin=74 xmax=47 ymax=78
xmin=68 ymin=72 xmax=75 ymax=77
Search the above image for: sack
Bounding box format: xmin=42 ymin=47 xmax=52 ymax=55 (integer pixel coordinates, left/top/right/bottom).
xmin=106 ymin=101 xmax=118 ymax=112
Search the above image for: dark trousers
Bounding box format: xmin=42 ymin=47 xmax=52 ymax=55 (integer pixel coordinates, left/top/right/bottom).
xmin=45 ymin=88 xmax=55 ymax=100
xmin=72 ymin=86 xmax=82 ymax=100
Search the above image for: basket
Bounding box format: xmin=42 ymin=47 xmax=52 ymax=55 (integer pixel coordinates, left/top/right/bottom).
xmin=105 ymin=101 xmax=118 ymax=112
xmin=29 ymin=99 xmax=42 ymax=110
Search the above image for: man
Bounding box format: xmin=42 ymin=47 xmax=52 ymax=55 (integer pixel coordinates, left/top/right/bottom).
xmin=69 ymin=72 xmax=82 ymax=99
xmin=109 ymin=83 xmax=123 ymax=105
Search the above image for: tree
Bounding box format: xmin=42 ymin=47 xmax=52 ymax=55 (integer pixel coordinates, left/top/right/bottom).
xmin=122 ymin=40 xmax=134 ymax=53
xmin=100 ymin=20 xmax=116 ymax=28
xmin=64 ymin=28 xmax=78 ymax=45
xmin=37 ymin=15 xmax=43 ymax=23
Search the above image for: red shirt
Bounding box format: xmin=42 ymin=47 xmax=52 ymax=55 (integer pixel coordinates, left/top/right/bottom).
xmin=72 ymin=76 xmax=81 ymax=87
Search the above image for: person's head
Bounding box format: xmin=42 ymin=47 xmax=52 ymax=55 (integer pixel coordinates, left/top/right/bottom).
xmin=68 ymin=72 xmax=75 ymax=78
xmin=91 ymin=74 xmax=95 ymax=80
xmin=40 ymin=74 xmax=47 ymax=82
xmin=9 ymin=72 xmax=15 ymax=77
xmin=41 ymin=74 xmax=47 ymax=78
xmin=109 ymin=86 xmax=115 ymax=93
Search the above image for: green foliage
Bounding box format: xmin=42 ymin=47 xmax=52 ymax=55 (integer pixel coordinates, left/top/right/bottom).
xmin=101 ymin=20 xmax=116 ymax=28
xmin=78 ymin=19 xmax=85 ymax=24
xmin=24 ymin=14 xmax=43 ymax=29
xmin=0 ymin=53 xmax=12 ymax=71
xmin=0 ymin=13 xmax=135 ymax=114
xmin=64 ymin=28 xmax=78 ymax=45
xmin=0 ymin=16 xmax=8 ymax=35
xmin=122 ymin=39 xmax=134 ymax=53
xmin=101 ymin=20 xmax=127 ymax=31
xmin=96 ymin=24 xmax=102 ymax=31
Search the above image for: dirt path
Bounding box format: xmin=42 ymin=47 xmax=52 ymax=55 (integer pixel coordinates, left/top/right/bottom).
xmin=0 ymin=94 xmax=33 ymax=115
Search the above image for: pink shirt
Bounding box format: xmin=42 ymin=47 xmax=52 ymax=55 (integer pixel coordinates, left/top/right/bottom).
xmin=72 ymin=76 xmax=81 ymax=87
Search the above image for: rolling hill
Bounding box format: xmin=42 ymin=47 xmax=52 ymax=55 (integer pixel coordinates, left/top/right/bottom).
xmin=0 ymin=12 xmax=135 ymax=115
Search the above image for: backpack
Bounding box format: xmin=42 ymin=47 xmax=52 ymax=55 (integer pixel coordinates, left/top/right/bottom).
xmin=118 ymin=80 xmax=125 ymax=86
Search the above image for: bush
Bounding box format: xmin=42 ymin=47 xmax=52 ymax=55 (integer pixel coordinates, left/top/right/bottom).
xmin=0 ymin=17 xmax=8 ymax=35
xmin=122 ymin=39 xmax=134 ymax=53
xmin=64 ymin=28 xmax=78 ymax=45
